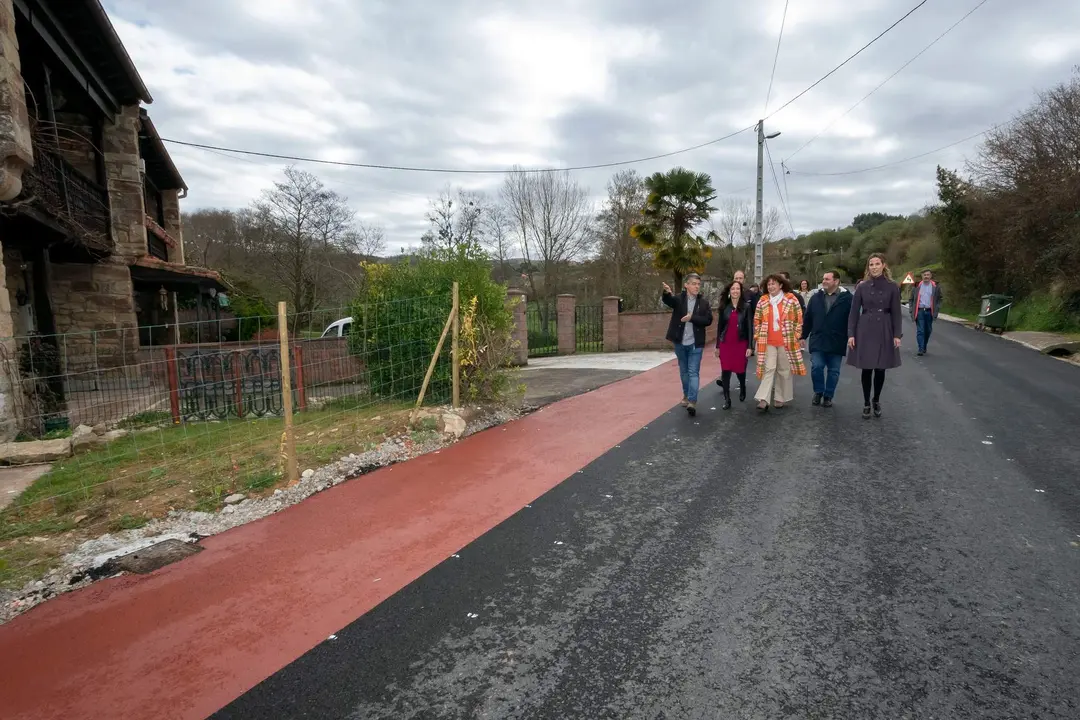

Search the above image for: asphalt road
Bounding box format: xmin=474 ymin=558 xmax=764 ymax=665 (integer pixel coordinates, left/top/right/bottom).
xmin=215 ymin=317 xmax=1080 ymax=719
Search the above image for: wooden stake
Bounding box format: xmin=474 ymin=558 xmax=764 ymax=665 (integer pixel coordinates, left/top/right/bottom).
xmin=278 ymin=301 xmax=299 ymax=485
xmin=411 ymin=304 xmax=456 ymax=426
xmin=451 ymin=281 xmax=461 ymax=409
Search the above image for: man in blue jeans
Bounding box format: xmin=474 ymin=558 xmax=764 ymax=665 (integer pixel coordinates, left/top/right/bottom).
xmin=801 ymin=270 xmax=852 ymax=407
xmin=662 ymin=274 xmax=713 ymax=417
xmin=911 ymin=269 xmax=943 ymax=356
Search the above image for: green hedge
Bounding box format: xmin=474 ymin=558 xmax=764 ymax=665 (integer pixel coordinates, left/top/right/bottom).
xmin=349 ymin=254 xmax=511 ymax=402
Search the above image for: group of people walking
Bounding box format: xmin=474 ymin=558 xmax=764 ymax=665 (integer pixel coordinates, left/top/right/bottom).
xmin=662 ymin=254 xmax=942 ymax=420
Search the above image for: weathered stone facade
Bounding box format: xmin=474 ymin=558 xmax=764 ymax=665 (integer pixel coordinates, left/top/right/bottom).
xmin=161 ymin=188 xmax=184 ymax=263
xmin=0 ymin=0 xmax=33 ymax=202
xmin=102 ymin=105 xmax=147 ymax=261
xmin=48 ymin=260 xmax=137 ymax=368
xmin=0 ymin=243 xmax=19 ymax=439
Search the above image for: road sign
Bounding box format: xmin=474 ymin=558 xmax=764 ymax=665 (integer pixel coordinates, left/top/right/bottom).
xmin=902 ymin=272 xmax=915 ymax=285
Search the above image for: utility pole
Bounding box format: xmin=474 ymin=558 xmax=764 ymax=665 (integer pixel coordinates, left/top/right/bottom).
xmin=754 ymin=119 xmax=781 ymax=284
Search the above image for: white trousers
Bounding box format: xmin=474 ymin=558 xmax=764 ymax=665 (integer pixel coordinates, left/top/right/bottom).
xmin=755 ymin=345 xmax=793 ymax=404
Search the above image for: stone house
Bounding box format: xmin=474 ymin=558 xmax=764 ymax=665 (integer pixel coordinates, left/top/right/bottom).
xmin=0 ymin=0 xmax=223 ymax=439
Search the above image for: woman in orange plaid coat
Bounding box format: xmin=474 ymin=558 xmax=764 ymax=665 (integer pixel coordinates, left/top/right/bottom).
xmin=753 ymin=273 xmax=806 ymax=411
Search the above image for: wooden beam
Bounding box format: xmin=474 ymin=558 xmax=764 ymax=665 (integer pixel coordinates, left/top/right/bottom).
xmin=14 ymin=0 xmax=119 ymax=118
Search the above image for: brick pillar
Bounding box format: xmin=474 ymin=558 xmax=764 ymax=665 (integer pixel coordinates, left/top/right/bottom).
xmin=0 ymin=0 xmax=34 ymax=201
xmin=602 ymin=296 xmax=620 ymax=352
xmin=556 ymin=294 xmax=575 ymax=355
xmin=103 ymin=105 xmax=148 ymax=260
xmin=161 ymin=188 xmax=184 ymax=264
xmin=506 ymin=288 xmax=527 ymax=366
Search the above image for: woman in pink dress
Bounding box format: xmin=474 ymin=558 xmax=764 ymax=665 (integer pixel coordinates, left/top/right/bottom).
xmin=713 ymin=280 xmax=753 ymax=409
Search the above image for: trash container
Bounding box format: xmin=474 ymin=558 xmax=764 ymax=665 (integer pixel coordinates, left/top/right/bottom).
xmin=977 ymin=294 xmax=1012 ymax=334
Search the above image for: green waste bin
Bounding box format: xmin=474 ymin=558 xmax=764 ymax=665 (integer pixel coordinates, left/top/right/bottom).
xmin=977 ymin=294 xmax=1012 ymax=333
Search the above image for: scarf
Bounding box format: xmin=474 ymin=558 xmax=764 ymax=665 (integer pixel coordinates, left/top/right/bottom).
xmin=769 ymin=292 xmax=784 ymax=332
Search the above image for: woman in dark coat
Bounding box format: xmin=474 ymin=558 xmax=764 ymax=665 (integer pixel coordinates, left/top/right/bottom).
xmin=713 ymin=280 xmax=752 ymax=409
xmin=847 ymin=253 xmax=902 ymax=419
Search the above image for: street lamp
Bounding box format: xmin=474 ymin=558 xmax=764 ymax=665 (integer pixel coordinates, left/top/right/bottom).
xmin=754 ymin=120 xmax=781 ymax=284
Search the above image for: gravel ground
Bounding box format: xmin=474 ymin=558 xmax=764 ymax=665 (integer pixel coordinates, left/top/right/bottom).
xmin=0 ymin=406 xmax=519 ymax=626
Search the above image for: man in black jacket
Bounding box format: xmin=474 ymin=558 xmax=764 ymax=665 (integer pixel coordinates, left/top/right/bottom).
xmin=801 ymin=270 xmax=851 ymax=407
xmin=662 ymin=273 xmax=713 ymax=417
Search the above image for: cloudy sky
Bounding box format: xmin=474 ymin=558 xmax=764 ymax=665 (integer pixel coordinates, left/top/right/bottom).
xmin=104 ymin=0 xmax=1079 ymax=252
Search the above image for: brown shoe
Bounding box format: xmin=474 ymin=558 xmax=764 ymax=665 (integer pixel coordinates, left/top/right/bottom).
xmin=680 ymin=397 xmax=689 ymax=407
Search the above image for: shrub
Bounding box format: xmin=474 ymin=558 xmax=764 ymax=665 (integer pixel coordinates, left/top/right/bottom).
xmin=350 ymin=253 xmax=514 ymax=404
xmin=459 ymin=295 xmax=523 ymax=403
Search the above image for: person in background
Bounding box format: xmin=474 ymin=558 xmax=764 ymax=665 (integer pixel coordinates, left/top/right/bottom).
xmin=752 ymin=274 xmax=806 ymax=412
xmin=662 ymin=274 xmax=713 ymax=417
xmin=797 ymin=279 xmax=814 ymax=306
xmin=781 ymin=271 xmax=806 ymax=313
xmin=713 ymin=280 xmax=753 ymax=409
xmin=801 ymin=270 xmax=851 ymax=408
xmin=911 ymin=269 xmax=943 ymax=356
xmin=847 ymin=254 xmax=902 ymax=419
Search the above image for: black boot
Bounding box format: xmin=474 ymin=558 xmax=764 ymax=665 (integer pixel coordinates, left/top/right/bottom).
xmin=722 ymin=385 xmax=732 ymax=410
xmin=738 ymin=374 xmax=746 ymax=402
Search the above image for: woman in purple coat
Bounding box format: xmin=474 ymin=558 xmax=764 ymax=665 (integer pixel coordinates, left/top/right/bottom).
xmin=847 ymin=253 xmax=902 ymax=419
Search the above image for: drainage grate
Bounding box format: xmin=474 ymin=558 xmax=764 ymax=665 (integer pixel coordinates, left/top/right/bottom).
xmin=113 ymin=538 xmax=202 ymax=574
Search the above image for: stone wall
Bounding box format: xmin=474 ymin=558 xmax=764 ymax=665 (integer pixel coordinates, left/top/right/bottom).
xmin=102 ymin=105 xmax=147 ymax=261
xmin=0 ymin=243 xmax=20 ymax=439
xmin=0 ymin=0 xmax=33 ymax=202
xmin=616 ymin=311 xmax=718 ymax=351
xmin=48 ymin=260 xmax=137 ymax=368
xmin=161 ymin=188 xmax=184 ymax=264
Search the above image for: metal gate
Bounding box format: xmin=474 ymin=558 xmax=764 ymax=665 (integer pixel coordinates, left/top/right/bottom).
xmin=525 ymin=303 xmax=558 ymax=358
xmin=575 ymin=304 xmax=604 ymax=353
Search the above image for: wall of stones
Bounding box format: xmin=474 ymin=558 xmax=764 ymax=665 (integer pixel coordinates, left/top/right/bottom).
xmin=47 ymin=260 xmax=137 ymax=369
xmin=102 ymin=105 xmax=147 ymax=261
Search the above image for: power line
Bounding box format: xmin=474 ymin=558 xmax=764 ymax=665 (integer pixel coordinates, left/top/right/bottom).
xmin=763 ymin=0 xmax=791 ymax=116
xmin=163 ymin=125 xmax=756 ymax=175
xmin=765 ymin=0 xmax=929 ymax=121
xmin=162 ymin=2 xmax=932 ymax=178
xmin=787 ymin=0 xmax=990 ymax=161
xmin=764 ymin=140 xmax=795 ymax=236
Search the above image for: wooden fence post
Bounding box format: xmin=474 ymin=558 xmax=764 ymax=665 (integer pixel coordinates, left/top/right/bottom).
xmin=278 ymin=302 xmax=299 ymax=485
xmin=293 ymin=344 xmax=307 ymax=412
xmin=411 ymin=303 xmax=456 ymax=427
xmin=451 ymin=281 xmax=460 ymax=409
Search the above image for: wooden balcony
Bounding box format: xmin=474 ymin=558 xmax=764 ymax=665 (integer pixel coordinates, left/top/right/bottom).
xmin=21 ymin=147 xmax=111 ymax=245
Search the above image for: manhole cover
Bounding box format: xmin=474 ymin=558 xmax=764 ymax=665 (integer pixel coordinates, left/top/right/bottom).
xmin=114 ymin=538 xmax=202 ymax=574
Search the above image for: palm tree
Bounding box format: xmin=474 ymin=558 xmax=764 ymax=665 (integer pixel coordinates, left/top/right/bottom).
xmin=631 ymin=167 xmax=717 ymax=286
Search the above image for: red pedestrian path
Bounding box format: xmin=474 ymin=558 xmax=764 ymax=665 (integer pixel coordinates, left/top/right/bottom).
xmin=0 ymin=359 xmax=716 ymax=720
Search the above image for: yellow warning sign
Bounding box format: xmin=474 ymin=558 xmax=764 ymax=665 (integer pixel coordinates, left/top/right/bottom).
xmin=901 ymin=272 xmax=915 ymax=285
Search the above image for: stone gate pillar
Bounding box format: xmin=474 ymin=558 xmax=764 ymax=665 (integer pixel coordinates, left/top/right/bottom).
xmin=603 ymin=296 xmax=620 ymax=352
xmin=556 ymin=294 xmax=576 ymax=355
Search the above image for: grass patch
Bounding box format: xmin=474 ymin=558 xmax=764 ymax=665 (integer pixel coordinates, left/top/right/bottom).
xmin=0 ymin=399 xmax=415 ymax=590
xmin=117 ymin=410 xmax=174 ymax=430
xmin=941 ymin=294 xmax=1080 ymax=334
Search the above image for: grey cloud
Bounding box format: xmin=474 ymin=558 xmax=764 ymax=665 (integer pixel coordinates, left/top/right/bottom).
xmin=104 ymin=0 xmax=1080 ymax=248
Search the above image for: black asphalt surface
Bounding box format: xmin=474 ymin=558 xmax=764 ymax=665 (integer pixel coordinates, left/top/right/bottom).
xmin=214 ymin=316 xmax=1080 ymax=719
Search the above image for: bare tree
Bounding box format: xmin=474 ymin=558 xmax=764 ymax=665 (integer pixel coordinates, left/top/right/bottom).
xmin=592 ymin=170 xmax=652 ymax=308
xmin=483 ymin=202 xmax=516 ymax=284
xmin=501 ymin=168 xmax=592 ymax=306
xmin=253 ymin=166 xmax=355 ymax=318
xmin=342 ymin=221 xmax=386 ymax=260
xmin=420 ymin=186 xmax=488 ymax=257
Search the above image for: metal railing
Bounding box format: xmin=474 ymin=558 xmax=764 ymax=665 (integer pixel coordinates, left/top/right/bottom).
xmin=575 ymin=304 xmax=604 ymax=353
xmin=525 ymin=302 xmax=557 ymax=357
xmin=21 ymin=147 xmax=110 ymax=241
